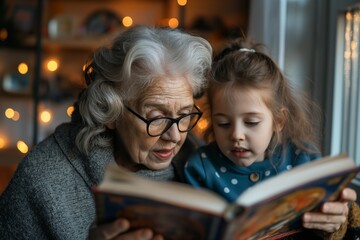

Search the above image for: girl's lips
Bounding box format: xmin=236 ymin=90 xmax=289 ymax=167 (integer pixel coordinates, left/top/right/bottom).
xmin=153 ymin=149 xmax=174 ymax=160
xmin=231 ymin=148 xmax=250 ymax=157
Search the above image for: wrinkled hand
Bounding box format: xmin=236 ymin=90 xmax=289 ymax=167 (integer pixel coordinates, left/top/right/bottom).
xmin=89 ymin=218 xmax=164 ymax=240
xmin=302 ymin=188 xmax=357 ymax=232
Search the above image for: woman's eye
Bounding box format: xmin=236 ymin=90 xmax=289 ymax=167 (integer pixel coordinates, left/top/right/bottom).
xmin=216 ymin=122 xmax=230 ymax=128
xmin=147 ymin=111 xmax=164 ymax=119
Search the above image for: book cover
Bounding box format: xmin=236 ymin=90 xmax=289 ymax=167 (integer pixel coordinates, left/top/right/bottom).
xmin=93 ymin=154 xmax=360 ymax=240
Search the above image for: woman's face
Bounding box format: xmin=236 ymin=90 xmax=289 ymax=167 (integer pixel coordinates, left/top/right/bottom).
xmin=112 ymin=77 xmax=195 ymax=171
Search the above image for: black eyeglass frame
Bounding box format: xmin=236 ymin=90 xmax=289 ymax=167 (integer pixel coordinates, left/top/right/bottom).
xmin=126 ymin=105 xmax=203 ymax=137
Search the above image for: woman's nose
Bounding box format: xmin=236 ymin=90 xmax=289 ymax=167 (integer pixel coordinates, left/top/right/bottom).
xmin=162 ymin=123 xmax=181 ymax=142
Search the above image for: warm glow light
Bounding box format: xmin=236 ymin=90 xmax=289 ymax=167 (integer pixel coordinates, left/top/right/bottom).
xmin=122 ymin=16 xmax=133 ymax=27
xmin=67 ymin=106 xmax=74 ymax=117
xmin=17 ymin=140 xmax=29 ymax=154
xmin=47 ymin=60 xmax=58 ymax=72
xmin=40 ymin=110 xmax=52 ymax=123
xmin=177 ymin=0 xmax=187 ymax=6
xmin=0 ymin=137 xmax=6 ymax=149
xmin=168 ymin=18 xmax=179 ymax=29
xmin=197 ymin=118 xmax=209 ymax=130
xmin=18 ymin=62 xmax=29 ymax=74
xmin=12 ymin=111 xmax=20 ymax=121
xmin=0 ymin=28 xmax=8 ymax=41
xmin=5 ymin=108 xmax=15 ymax=119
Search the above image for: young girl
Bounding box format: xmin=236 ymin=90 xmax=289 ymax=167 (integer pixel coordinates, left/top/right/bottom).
xmin=184 ymin=40 xmax=360 ymax=239
xmin=184 ymin=40 xmax=322 ymax=202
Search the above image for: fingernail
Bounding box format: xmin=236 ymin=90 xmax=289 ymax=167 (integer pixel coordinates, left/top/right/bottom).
xmin=116 ymin=219 xmax=130 ymax=231
xmin=140 ymin=229 xmax=153 ymax=239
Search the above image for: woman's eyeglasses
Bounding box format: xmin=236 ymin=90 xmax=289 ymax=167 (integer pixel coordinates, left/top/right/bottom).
xmin=126 ymin=105 xmax=203 ymax=137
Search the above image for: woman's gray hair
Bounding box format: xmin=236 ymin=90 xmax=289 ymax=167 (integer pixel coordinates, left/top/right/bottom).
xmin=76 ymin=25 xmax=212 ymax=155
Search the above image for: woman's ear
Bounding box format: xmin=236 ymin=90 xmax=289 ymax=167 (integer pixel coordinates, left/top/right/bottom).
xmin=106 ymin=122 xmax=115 ymax=130
xmin=275 ymin=108 xmax=288 ymax=132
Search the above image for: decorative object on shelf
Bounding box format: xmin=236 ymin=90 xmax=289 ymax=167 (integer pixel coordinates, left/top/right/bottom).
xmin=48 ymin=15 xmax=75 ymax=39
xmin=83 ymin=9 xmax=122 ymax=35
xmin=2 ymin=72 xmax=31 ymax=95
xmin=2 ymin=2 xmax=36 ymax=46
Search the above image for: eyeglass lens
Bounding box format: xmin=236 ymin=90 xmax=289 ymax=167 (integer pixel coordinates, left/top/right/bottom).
xmin=148 ymin=114 xmax=199 ymax=136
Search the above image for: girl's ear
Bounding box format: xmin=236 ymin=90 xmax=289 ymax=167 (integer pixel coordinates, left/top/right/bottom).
xmin=275 ymin=107 xmax=288 ymax=132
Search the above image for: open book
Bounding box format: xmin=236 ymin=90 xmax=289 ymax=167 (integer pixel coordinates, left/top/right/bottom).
xmin=93 ymin=154 xmax=360 ymax=240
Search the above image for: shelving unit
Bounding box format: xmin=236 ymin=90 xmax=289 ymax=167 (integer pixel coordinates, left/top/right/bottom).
xmin=0 ymin=0 xmax=181 ymax=154
xmin=0 ymin=0 xmax=249 ymax=193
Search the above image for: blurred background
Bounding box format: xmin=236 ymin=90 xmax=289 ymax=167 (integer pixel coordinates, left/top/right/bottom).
xmin=0 ymin=0 xmax=360 ymax=192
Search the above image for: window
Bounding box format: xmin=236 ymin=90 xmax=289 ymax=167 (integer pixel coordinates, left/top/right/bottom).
xmin=332 ymin=8 xmax=360 ymax=167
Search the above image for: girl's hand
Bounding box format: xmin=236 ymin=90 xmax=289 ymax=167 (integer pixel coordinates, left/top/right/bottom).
xmin=89 ymin=218 xmax=164 ymax=240
xmin=302 ymin=188 xmax=357 ymax=232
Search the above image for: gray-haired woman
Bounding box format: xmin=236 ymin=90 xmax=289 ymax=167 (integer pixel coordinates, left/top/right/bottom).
xmin=0 ymin=25 xmax=212 ymax=240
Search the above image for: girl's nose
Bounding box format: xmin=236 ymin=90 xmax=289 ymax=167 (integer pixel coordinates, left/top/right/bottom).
xmin=231 ymin=125 xmax=245 ymax=142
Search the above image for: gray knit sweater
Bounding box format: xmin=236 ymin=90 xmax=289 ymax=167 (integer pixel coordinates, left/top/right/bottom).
xmin=0 ymin=121 xmax=183 ymax=239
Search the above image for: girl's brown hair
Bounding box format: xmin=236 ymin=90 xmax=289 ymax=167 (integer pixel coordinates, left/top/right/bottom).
xmin=204 ymin=39 xmax=322 ymax=156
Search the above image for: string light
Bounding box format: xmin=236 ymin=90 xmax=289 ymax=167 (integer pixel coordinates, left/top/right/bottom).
xmin=197 ymin=118 xmax=209 ymax=130
xmin=168 ymin=18 xmax=179 ymax=28
xmin=12 ymin=111 xmax=20 ymax=121
xmin=17 ymin=140 xmax=29 ymax=154
xmin=0 ymin=137 xmax=6 ymax=149
xmin=40 ymin=110 xmax=52 ymax=123
xmin=5 ymin=108 xmax=15 ymax=119
xmin=122 ymin=16 xmax=133 ymax=27
xmin=18 ymin=62 xmax=29 ymax=74
xmin=67 ymin=106 xmax=74 ymax=117
xmin=177 ymin=0 xmax=187 ymax=6
xmin=0 ymin=28 xmax=8 ymax=41
xmin=47 ymin=60 xmax=58 ymax=72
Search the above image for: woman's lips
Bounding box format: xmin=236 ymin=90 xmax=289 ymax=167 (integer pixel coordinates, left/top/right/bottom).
xmin=153 ymin=149 xmax=174 ymax=160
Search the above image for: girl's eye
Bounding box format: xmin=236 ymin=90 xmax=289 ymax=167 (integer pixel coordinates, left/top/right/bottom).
xmin=245 ymin=121 xmax=260 ymax=126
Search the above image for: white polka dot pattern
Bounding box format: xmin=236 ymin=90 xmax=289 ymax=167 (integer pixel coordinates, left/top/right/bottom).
xmin=220 ymin=167 xmax=227 ymax=173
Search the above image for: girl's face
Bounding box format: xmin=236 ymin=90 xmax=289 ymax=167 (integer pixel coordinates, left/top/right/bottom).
xmin=110 ymin=77 xmax=194 ymax=171
xmin=212 ymin=86 xmax=275 ymax=167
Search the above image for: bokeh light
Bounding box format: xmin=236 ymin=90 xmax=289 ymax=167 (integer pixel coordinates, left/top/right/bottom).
xmin=122 ymin=16 xmax=133 ymax=27
xmin=67 ymin=106 xmax=74 ymax=117
xmin=168 ymin=18 xmax=179 ymax=28
xmin=18 ymin=62 xmax=29 ymax=74
xmin=177 ymin=0 xmax=187 ymax=6
xmin=47 ymin=60 xmax=58 ymax=72
xmin=4 ymin=108 xmax=15 ymax=119
xmin=40 ymin=110 xmax=52 ymax=123
xmin=17 ymin=140 xmax=29 ymax=154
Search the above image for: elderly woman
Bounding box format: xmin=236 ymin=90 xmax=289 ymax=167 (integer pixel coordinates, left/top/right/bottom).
xmin=0 ymin=26 xmax=357 ymax=240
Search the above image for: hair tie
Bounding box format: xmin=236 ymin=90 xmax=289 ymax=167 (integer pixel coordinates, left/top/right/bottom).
xmin=239 ymin=48 xmax=255 ymax=53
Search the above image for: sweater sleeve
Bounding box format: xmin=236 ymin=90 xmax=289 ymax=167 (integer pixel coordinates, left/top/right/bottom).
xmin=314 ymin=202 xmax=360 ymax=240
